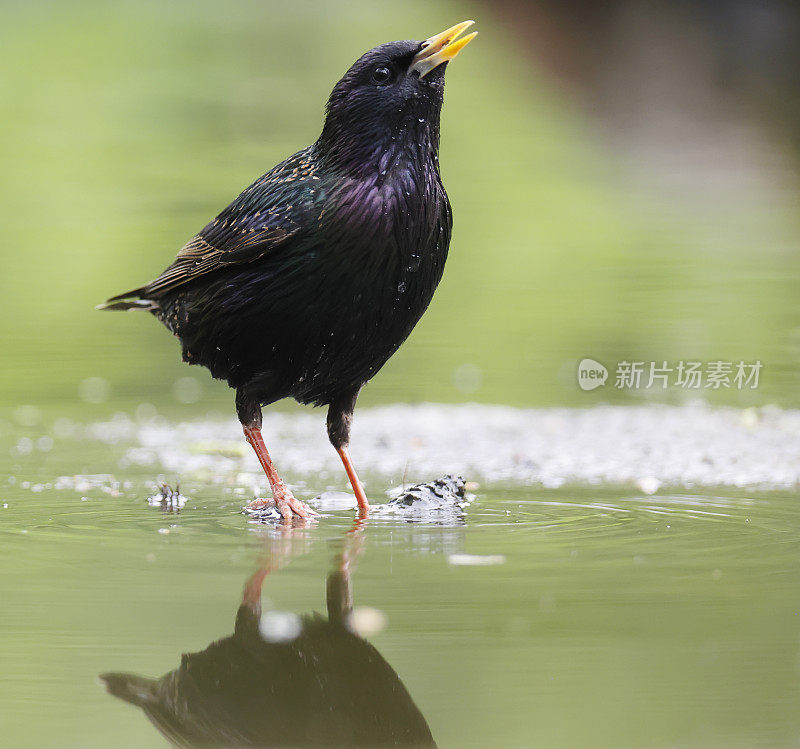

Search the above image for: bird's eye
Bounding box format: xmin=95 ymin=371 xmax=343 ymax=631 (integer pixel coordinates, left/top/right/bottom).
xmin=371 ymin=65 xmax=394 ymax=85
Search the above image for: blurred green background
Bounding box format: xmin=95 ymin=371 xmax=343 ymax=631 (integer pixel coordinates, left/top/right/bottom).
xmin=3 ymin=4 xmax=800 ymax=748
xmin=1 ymin=0 xmax=799 ymax=421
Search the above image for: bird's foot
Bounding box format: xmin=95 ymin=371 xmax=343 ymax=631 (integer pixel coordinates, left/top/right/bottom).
xmin=245 ymin=484 xmax=319 ymax=521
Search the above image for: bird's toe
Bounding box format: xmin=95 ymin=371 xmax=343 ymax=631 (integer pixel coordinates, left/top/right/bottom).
xmin=284 ymin=495 xmax=320 ymax=518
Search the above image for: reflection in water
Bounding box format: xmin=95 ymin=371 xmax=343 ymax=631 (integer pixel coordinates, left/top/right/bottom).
xmin=100 ymin=523 xmax=436 ymax=748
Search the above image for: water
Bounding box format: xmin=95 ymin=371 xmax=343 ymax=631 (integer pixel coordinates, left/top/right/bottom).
xmin=3 ymin=415 xmax=800 ymax=747
xmin=3 ymin=1 xmax=800 ymax=745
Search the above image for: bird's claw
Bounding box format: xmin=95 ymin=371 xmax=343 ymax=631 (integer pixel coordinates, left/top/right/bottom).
xmin=278 ymin=493 xmax=320 ymax=520
xmin=246 ymin=487 xmax=319 ymax=520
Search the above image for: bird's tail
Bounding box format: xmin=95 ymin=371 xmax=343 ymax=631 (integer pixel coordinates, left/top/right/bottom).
xmin=96 ymin=287 xmax=157 ymax=312
xmin=98 ymin=672 xmax=159 ymax=707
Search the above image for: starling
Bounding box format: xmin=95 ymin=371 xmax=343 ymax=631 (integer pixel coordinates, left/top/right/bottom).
xmin=100 ymin=530 xmax=436 ymax=746
xmin=99 ymin=21 xmax=477 ymax=519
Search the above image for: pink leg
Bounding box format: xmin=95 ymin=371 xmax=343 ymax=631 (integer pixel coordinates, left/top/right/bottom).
xmin=336 ymin=446 xmax=370 ymax=517
xmin=243 ymin=425 xmax=318 ymax=520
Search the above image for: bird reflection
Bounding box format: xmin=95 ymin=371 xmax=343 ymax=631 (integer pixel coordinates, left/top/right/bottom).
xmin=100 ymin=521 xmax=436 ymax=748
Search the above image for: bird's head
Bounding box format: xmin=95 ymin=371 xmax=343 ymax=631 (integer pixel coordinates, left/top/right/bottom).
xmin=318 ymin=21 xmax=477 ymax=174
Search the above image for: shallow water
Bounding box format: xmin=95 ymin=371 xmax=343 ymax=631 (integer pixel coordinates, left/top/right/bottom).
xmin=3 ymin=1 xmax=800 ymax=746
xmin=3 ymin=421 xmax=800 ymax=748
xmin=2 ymin=0 xmax=800 ymax=415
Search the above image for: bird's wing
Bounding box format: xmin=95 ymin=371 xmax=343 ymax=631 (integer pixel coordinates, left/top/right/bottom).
xmin=131 ymin=149 xmax=321 ymax=300
xmin=141 ymin=223 xmax=295 ymax=297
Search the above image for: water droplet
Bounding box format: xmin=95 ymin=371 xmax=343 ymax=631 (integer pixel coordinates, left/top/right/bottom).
xmin=259 ymin=611 xmax=302 ymax=643
xmin=347 ymin=607 xmax=387 ymax=636
xmin=448 ymin=554 xmax=506 ymax=567
xmin=638 ymin=476 xmax=660 ymax=495
xmin=397 ymin=281 xmax=407 ymax=293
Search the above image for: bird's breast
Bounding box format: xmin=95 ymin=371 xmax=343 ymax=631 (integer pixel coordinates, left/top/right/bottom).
xmin=322 ymin=159 xmax=442 ymax=255
xmin=313 ymin=163 xmax=449 ymax=333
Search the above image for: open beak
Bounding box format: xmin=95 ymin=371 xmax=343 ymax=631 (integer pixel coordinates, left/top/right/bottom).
xmin=409 ymin=20 xmax=477 ymax=79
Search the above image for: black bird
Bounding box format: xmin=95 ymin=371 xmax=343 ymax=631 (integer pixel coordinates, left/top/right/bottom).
xmin=99 ymin=22 xmax=477 ymax=519
xmin=100 ymin=526 xmax=437 ymax=747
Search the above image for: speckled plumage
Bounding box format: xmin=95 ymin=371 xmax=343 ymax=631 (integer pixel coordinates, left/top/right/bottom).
xmin=101 ymin=29 xmax=471 ymax=516
xmin=104 ymin=40 xmax=453 ymax=417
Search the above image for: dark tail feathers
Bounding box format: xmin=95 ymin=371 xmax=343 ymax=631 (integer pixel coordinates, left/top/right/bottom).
xmin=99 ymin=672 xmax=158 ymax=707
xmin=96 ymin=288 xmax=157 ymax=311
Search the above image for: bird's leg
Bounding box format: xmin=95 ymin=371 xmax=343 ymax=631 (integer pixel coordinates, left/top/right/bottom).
xmin=242 ymin=565 xmax=271 ymax=613
xmin=242 ymin=425 xmax=317 ymax=519
xmin=337 ymin=446 xmax=369 ymax=514
xmin=327 ymin=517 xmax=367 ymax=624
xmin=238 ymin=391 xmax=317 ymax=520
xmin=327 ymin=389 xmax=369 ymax=516
xmin=238 ymin=523 xmax=310 ymax=636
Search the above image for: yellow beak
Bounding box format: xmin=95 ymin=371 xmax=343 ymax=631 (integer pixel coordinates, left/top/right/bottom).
xmin=410 ymin=20 xmax=477 ymax=79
